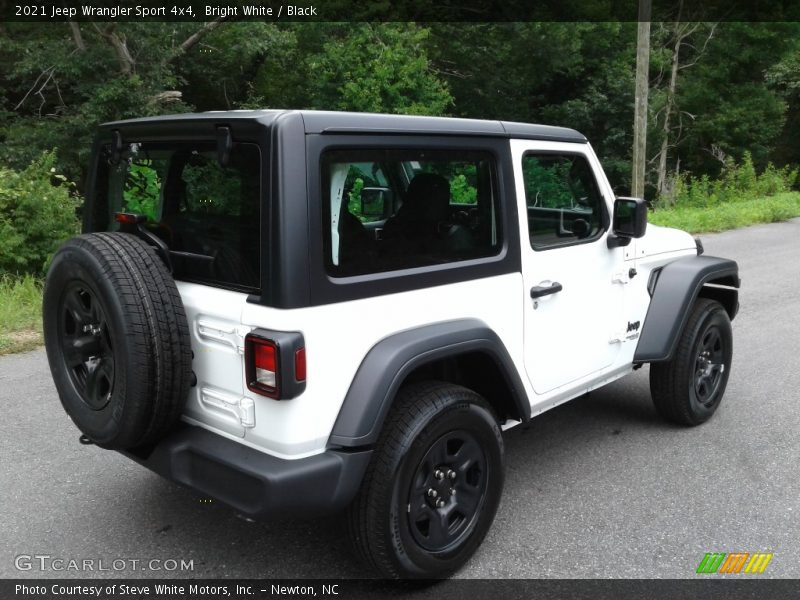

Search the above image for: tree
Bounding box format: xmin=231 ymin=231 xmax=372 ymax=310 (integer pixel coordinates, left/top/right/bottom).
xmin=651 ymin=17 xmax=717 ymax=199
xmin=246 ymin=23 xmax=452 ymax=116
xmin=176 ymin=22 xmax=294 ymax=111
xmin=3 ymin=21 xmax=800 ymax=203
xmin=0 ymin=21 xmax=235 ymax=187
xmin=765 ymin=36 xmax=800 ymax=167
xmin=308 ymin=24 xmax=452 ymax=115
xmin=663 ymin=22 xmax=799 ymax=178
xmin=428 ymin=22 xmax=637 ymax=191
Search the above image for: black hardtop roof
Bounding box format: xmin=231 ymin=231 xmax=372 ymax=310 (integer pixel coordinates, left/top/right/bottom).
xmin=101 ymin=109 xmax=588 ymax=143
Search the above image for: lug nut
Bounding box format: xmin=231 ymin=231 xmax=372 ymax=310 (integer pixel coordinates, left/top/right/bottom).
xmin=434 ymin=469 xmax=444 ymax=480
xmin=436 ymin=499 xmax=446 ymax=508
xmin=427 ymin=488 xmax=438 ymax=498
xmin=450 ymin=488 xmax=456 ymax=496
xmin=447 ymin=469 xmax=456 ymax=480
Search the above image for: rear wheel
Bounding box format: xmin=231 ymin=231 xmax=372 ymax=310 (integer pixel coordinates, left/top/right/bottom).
xmin=650 ymin=298 xmax=733 ymax=426
xmin=347 ymin=382 xmax=504 ymax=578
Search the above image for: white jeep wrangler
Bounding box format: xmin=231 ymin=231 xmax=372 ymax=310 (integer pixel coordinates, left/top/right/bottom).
xmin=43 ymin=110 xmax=739 ymax=578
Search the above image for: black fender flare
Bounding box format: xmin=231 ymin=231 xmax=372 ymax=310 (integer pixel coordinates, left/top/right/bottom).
xmin=328 ymin=318 xmax=530 ymax=448
xmin=634 ymin=255 xmax=739 ymax=363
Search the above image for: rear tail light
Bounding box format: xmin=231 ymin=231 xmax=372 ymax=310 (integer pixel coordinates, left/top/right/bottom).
xmin=248 ymin=336 xmax=278 ymax=396
xmin=244 ymin=330 xmax=306 ymax=400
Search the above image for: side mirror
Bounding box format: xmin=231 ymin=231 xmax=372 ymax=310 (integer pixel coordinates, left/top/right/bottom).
xmin=608 ymin=197 xmax=647 ymax=248
xmin=360 ymin=187 xmax=392 ymax=219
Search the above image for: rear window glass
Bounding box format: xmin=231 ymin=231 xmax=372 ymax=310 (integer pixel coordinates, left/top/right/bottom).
xmin=322 ymin=148 xmax=500 ymax=277
xmin=93 ymin=141 xmax=261 ymax=292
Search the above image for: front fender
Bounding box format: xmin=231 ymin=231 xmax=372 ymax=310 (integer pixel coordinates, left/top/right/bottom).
xmin=634 ymin=255 xmax=739 ymax=363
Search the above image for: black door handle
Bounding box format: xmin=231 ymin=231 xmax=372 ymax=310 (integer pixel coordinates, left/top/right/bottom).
xmin=530 ymin=282 xmax=563 ymax=298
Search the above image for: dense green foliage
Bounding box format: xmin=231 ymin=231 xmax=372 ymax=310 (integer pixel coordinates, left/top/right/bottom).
xmin=2 ymin=21 xmax=800 ymax=280
xmin=0 ymin=152 xmax=78 ymax=276
xmin=4 ymin=22 xmax=800 ymax=196
xmin=657 ymin=153 xmax=797 ymax=209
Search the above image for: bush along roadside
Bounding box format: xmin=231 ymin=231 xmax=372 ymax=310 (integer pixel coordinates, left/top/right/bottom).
xmin=0 ymin=152 xmax=80 ymax=355
xmin=650 ymin=153 xmax=800 ymax=233
xmin=0 ymin=151 xmax=80 ymax=277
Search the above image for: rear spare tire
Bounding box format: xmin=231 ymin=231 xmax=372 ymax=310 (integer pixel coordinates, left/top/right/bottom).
xmin=43 ymin=232 xmax=192 ymax=449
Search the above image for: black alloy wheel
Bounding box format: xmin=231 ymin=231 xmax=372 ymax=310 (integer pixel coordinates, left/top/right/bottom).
xmin=407 ymin=429 xmax=489 ymax=553
xmin=60 ymin=284 xmax=115 ymax=411
xmin=692 ymin=324 xmax=726 ymax=406
xmin=347 ymin=382 xmax=504 ymax=578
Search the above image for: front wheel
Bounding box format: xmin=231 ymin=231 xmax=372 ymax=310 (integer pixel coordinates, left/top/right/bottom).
xmin=650 ymin=298 xmax=733 ymax=426
xmin=347 ymin=382 xmax=504 ymax=578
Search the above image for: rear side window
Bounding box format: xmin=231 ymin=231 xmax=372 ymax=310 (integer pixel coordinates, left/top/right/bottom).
xmin=93 ymin=141 xmax=261 ymax=292
xmin=322 ymin=148 xmax=500 ymax=277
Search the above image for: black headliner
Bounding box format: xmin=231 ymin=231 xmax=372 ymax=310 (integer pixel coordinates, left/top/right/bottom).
xmin=101 ymin=109 xmax=587 ymax=143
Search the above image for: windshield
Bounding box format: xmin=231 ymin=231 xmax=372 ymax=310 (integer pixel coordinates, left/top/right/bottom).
xmin=91 ymin=140 xmax=261 ymax=292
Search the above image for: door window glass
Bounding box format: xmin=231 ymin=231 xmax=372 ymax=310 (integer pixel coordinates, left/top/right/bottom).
xmin=522 ymin=154 xmax=605 ymax=249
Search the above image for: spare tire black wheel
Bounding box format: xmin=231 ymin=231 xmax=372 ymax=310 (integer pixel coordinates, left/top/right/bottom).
xmin=43 ymin=232 xmax=192 ymax=450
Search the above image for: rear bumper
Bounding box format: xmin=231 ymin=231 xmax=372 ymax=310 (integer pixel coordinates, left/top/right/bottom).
xmin=120 ymin=424 xmax=372 ymax=519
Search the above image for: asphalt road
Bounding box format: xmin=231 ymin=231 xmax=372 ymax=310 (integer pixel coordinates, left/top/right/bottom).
xmin=2 ymin=219 xmax=799 ymax=580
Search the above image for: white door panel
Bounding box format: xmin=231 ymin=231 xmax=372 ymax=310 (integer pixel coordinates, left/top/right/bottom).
xmin=511 ymin=140 xmax=626 ymax=399
xmin=524 ymin=243 xmax=624 ymax=393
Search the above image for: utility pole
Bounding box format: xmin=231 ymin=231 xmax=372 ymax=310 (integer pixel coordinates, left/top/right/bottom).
xmin=632 ymin=0 xmax=651 ymax=198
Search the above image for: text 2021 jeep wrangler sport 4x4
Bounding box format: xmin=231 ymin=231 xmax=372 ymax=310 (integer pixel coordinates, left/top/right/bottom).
xmin=43 ymin=110 xmax=739 ymax=578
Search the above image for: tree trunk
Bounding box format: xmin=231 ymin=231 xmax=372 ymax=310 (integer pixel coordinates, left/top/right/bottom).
xmin=68 ymin=22 xmax=86 ymax=51
xmin=176 ymin=19 xmax=225 ymax=56
xmin=93 ymin=24 xmax=135 ymax=76
xmin=108 ymin=32 xmax=134 ymax=76
xmin=632 ymin=0 xmax=652 ymax=198
xmin=656 ymin=30 xmax=682 ymax=196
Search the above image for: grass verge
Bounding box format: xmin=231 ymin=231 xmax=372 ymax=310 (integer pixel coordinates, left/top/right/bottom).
xmin=650 ymin=191 xmax=800 ymax=234
xmin=0 ymin=276 xmax=43 ymax=355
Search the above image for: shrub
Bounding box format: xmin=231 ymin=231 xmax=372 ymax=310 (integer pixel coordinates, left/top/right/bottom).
xmin=0 ymin=152 xmax=80 ymax=276
xmin=656 ymin=152 xmax=796 ymax=209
